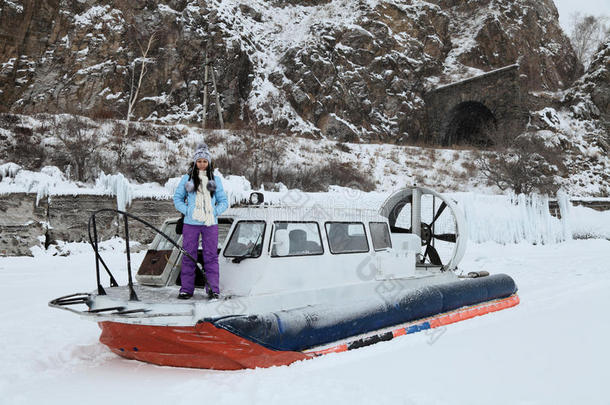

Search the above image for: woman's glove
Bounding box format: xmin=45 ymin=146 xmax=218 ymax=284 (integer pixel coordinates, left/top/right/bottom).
xmin=206 ymin=180 xmax=217 ymax=192
xmin=185 ymin=180 xmax=195 ymax=192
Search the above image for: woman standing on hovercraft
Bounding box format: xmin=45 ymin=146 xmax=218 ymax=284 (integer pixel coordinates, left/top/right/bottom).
xmin=173 ymin=143 xmax=228 ymax=300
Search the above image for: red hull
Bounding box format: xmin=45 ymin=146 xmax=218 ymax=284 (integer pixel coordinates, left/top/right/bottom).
xmin=99 ymin=321 xmax=311 ymax=370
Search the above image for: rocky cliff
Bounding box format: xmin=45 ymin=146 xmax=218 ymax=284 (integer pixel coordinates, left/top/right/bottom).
xmin=0 ymin=0 xmax=582 ymax=142
xmin=564 ymin=40 xmax=610 ymax=132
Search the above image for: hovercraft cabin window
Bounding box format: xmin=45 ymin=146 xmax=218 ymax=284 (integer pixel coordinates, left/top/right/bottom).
xmin=156 ymin=223 xmax=180 ymax=250
xmin=325 ymin=222 xmax=369 ymax=254
xmin=270 ymin=222 xmax=324 ymax=257
xmin=369 ymin=222 xmax=392 ymax=251
xmin=223 ymin=221 xmax=266 ymax=258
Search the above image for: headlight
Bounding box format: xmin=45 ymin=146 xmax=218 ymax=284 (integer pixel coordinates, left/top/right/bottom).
xmin=249 ymin=192 xmax=264 ymax=205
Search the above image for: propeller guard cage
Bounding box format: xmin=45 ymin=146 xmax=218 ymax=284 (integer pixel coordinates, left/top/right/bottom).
xmin=379 ymin=187 xmax=467 ymax=271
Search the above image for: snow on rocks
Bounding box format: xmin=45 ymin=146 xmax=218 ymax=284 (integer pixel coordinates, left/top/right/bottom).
xmin=217 ymin=171 xmax=254 ymax=207
xmin=0 ymin=163 xmax=254 ymax=212
xmin=0 ymin=164 xmax=88 ymax=205
xmin=73 ymin=5 xmax=124 ymax=32
xmin=569 ymin=205 xmax=610 ymax=240
xmin=0 ymin=162 xmax=21 ymax=180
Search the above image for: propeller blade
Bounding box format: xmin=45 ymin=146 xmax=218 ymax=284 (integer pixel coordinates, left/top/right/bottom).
xmin=430 ymin=201 xmax=447 ymax=226
xmin=427 ymin=244 xmax=443 ymax=265
xmin=434 ymin=233 xmax=457 ymax=243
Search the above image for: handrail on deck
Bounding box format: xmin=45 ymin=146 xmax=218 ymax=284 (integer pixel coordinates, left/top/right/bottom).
xmin=87 ymin=209 xmax=206 ymax=301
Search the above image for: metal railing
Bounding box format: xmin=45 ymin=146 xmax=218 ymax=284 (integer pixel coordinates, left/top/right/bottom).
xmin=87 ymin=209 xmax=207 ymax=300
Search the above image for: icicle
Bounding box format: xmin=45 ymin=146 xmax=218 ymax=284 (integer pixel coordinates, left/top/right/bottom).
xmin=557 ymin=190 xmax=573 ymax=241
xmin=457 ymin=192 xmax=565 ymax=245
xmin=0 ymin=162 xmax=21 ymax=180
xmin=96 ymin=172 xmax=132 ymax=211
xmin=115 ymin=173 xmax=131 ymax=212
xmin=35 ymin=181 xmax=49 ymax=207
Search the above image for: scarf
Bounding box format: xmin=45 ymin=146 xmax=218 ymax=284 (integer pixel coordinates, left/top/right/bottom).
xmin=192 ymin=170 xmax=214 ymax=225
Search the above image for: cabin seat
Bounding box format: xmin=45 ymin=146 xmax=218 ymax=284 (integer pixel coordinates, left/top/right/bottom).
xmin=289 ymin=229 xmax=307 ymax=254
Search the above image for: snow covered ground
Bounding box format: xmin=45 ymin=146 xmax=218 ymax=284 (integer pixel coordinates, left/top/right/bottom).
xmin=1 ymin=170 xmax=609 ymax=404
xmin=1 ymin=237 xmax=609 ymax=404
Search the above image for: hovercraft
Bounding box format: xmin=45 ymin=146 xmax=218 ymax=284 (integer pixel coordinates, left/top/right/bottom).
xmin=49 ymin=186 xmax=519 ymax=370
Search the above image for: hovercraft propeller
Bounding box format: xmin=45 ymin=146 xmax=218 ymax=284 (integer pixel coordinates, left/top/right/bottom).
xmin=379 ymin=187 xmax=467 ymax=270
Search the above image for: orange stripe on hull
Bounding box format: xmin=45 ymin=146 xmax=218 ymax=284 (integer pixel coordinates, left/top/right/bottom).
xmin=99 ymin=321 xmax=311 ymax=370
xmin=432 ymin=295 xmax=520 ymax=327
xmin=310 ymin=294 xmax=520 ymax=356
xmin=311 ymin=344 xmax=348 ymax=356
xmin=392 ymin=328 xmax=406 ymax=337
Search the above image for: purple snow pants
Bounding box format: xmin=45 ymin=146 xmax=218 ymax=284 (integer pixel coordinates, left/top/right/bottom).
xmin=180 ymin=223 xmax=219 ymax=295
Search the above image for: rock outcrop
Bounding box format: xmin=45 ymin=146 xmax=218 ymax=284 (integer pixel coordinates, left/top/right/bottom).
xmin=563 ymin=41 xmax=610 ymax=129
xmin=0 ymin=192 xmax=177 ymax=256
xmin=0 ymin=0 xmax=583 ymax=142
xmin=0 ymin=0 xmax=251 ymax=127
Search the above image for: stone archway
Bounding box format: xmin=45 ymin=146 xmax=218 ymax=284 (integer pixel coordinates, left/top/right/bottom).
xmin=424 ymin=64 xmax=526 ymax=146
xmin=443 ymin=101 xmax=497 ymax=146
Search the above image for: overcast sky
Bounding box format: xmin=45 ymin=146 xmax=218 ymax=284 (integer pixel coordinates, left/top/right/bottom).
xmin=553 ymin=0 xmax=609 ymax=33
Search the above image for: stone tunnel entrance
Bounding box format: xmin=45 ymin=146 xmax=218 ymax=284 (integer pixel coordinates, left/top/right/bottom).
xmin=424 ymin=64 xmax=526 ymax=147
xmin=443 ymin=101 xmax=497 ymax=146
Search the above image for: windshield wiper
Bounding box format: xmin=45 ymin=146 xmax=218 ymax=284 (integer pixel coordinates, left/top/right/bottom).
xmin=232 ymin=232 xmax=262 ymax=263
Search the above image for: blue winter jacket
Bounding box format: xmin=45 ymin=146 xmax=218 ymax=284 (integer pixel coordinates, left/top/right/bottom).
xmin=173 ymin=174 xmax=229 ymax=226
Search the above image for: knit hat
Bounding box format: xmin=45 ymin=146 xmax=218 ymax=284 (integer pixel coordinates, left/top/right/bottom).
xmin=193 ymin=143 xmax=211 ymax=164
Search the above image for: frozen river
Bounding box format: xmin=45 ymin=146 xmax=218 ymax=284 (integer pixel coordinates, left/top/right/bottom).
xmin=1 ymin=238 xmax=609 ymax=405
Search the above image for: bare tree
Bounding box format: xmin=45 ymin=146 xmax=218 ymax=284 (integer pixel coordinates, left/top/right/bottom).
xmin=213 ymin=113 xmax=287 ymax=188
xmin=243 ymin=109 xmax=290 ymax=187
xmin=124 ymin=29 xmax=159 ymax=138
xmin=569 ymin=13 xmax=609 ymax=69
xmin=8 ymin=124 xmax=44 ymax=169
xmin=55 ymin=117 xmax=104 ymax=182
xmin=476 ymin=132 xmax=565 ymax=195
xmin=109 ymin=122 xmax=127 ymax=170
